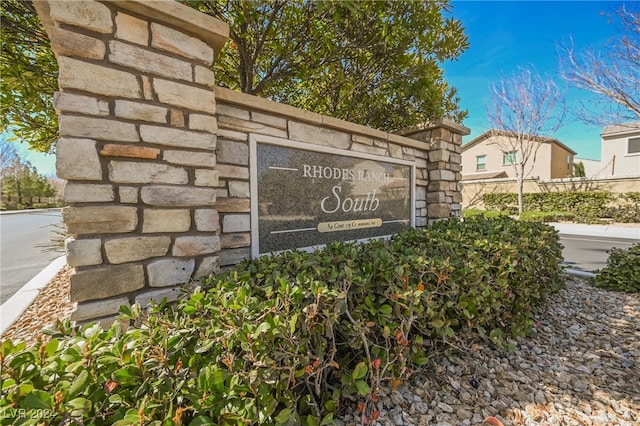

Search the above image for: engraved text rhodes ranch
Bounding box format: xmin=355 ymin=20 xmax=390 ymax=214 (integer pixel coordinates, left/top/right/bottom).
xmin=252 ymin=140 xmax=414 ymax=254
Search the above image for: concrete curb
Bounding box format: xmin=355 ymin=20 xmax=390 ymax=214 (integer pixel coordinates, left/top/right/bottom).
xmin=0 ymin=208 xmax=62 ymax=216
xmin=564 ymin=267 xmax=597 ymax=279
xmin=550 ymin=222 xmax=640 ymax=240
xmin=0 ymin=256 xmax=67 ymax=335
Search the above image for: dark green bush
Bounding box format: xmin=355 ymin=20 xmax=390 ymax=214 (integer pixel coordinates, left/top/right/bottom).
xmin=519 ymin=211 xmax=575 ymax=223
xmin=593 ymin=243 xmax=640 ymax=293
xmin=482 ymin=191 xmax=626 ymax=222
xmin=0 ymin=217 xmax=564 ymax=425
xmin=610 ymin=193 xmax=640 ymax=223
xmin=462 ymin=208 xmax=508 ymax=219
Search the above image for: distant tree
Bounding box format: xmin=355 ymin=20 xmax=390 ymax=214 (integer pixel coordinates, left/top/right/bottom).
xmin=0 ymin=0 xmax=58 ymax=154
xmin=0 ymin=139 xmax=18 ymax=170
xmin=1 ymin=156 xmax=57 ymax=208
xmin=487 ymin=68 xmax=566 ymax=215
xmin=559 ymin=4 xmax=639 ymax=126
xmin=573 ymin=161 xmax=586 ymax=178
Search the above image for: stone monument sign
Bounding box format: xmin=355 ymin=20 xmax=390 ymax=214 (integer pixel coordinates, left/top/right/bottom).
xmin=251 ymin=137 xmax=414 ymax=255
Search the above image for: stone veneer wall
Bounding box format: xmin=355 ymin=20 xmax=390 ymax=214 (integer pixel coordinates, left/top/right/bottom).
xmin=212 ymin=88 xmax=469 ymax=268
xmin=35 ymin=0 xmax=469 ymax=325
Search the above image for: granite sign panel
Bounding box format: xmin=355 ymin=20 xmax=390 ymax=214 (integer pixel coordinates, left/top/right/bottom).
xmin=252 ymin=140 xmax=414 ymax=254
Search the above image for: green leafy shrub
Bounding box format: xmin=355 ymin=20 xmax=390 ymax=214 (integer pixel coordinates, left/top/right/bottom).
xmin=519 ymin=210 xmax=575 ymax=223
xmin=0 ymin=217 xmax=564 ymax=425
xmin=482 ymin=191 xmax=621 ymax=222
xmin=462 ymin=208 xmax=508 ymax=219
xmin=482 ymin=193 xmax=518 ymax=215
xmin=610 ymin=193 xmax=640 ymax=223
xmin=593 ymin=243 xmax=640 ymax=293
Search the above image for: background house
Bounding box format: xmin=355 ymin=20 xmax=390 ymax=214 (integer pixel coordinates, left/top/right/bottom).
xmin=573 ymin=157 xmax=602 ymax=178
xmin=600 ymin=123 xmax=640 ymax=177
xmin=461 ymin=130 xmax=576 ymax=180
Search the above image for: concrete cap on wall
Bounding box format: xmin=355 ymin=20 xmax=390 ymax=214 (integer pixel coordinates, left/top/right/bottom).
xmin=395 ymin=119 xmax=471 ymax=137
xmin=33 ymin=0 xmax=230 ymax=56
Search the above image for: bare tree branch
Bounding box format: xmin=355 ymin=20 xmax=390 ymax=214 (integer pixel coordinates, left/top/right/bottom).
xmin=487 ymin=67 xmax=566 ymax=215
xmin=559 ymin=4 xmax=640 ymax=126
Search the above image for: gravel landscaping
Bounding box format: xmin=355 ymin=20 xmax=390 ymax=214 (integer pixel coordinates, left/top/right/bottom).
xmin=2 ymin=272 xmax=638 ymax=426
xmin=340 ymin=276 xmax=640 ymax=426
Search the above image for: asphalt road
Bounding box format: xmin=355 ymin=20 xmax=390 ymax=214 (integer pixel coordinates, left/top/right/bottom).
xmin=0 ymin=209 xmax=64 ymax=304
xmin=559 ymin=234 xmax=638 ymax=273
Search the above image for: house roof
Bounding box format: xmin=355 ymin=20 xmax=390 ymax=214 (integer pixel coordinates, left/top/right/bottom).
xmin=461 ymin=129 xmax=577 ymax=155
xmin=601 ymin=122 xmax=640 ymax=138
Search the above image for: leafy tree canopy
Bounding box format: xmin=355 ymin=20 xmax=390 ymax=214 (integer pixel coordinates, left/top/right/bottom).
xmin=0 ymin=0 xmax=58 ymax=154
xmin=1 ymin=0 xmax=469 ymax=153
xmin=194 ymin=0 xmax=469 ymax=130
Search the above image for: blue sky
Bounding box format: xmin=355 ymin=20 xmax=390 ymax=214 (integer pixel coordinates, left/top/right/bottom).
xmin=444 ymin=0 xmax=625 ymax=160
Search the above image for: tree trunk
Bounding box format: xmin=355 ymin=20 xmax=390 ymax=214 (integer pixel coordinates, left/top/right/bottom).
xmin=517 ymin=175 xmax=524 ymax=216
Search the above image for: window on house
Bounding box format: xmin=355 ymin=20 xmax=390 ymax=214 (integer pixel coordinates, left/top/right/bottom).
xmin=503 ymin=151 xmax=518 ymax=165
xmin=476 ymin=155 xmax=486 ymax=171
xmin=628 ymin=137 xmax=640 ymax=155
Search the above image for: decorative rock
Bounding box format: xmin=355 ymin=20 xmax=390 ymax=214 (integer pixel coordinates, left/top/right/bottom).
xmin=147 ymin=258 xmax=195 ymax=287
xmin=142 ymin=209 xmax=191 ymax=233
xmin=140 ymin=125 xmax=216 ymax=149
xmin=64 ymin=206 xmax=138 ymax=235
xmin=217 ymin=140 xmax=249 ymax=165
xmin=163 ymin=150 xmax=216 ymax=167
xmin=115 ymin=12 xmax=148 ymax=45
xmin=65 ymin=238 xmax=102 ymax=267
xmin=64 ymin=183 xmax=114 ymax=203
xmin=194 ymin=256 xmax=220 ymax=279
xmin=135 ymin=288 xmax=183 ymax=307
xmin=222 ymin=214 xmax=250 ymax=233
xmin=172 ymin=236 xmax=221 ymax=257
xmin=56 ymin=138 xmax=102 ymax=181
xmin=109 ymin=161 xmax=188 ymax=184
xmin=59 ymin=116 xmax=139 ymax=142
xmin=228 ymin=181 xmax=250 ymax=198
xmin=109 ymin=40 xmax=192 ymax=81
xmin=194 ymin=169 xmax=219 ymax=187
xmin=104 ymin=236 xmax=171 ymax=264
xmin=48 ymin=0 xmax=113 ymax=34
xmin=71 ymin=296 xmax=129 ymax=322
xmin=57 ymin=56 xmax=141 ymax=99
xmin=141 ymin=186 xmax=216 ymax=206
xmin=335 ymin=277 xmax=640 ymax=425
xmin=70 ymin=264 xmax=144 ymax=302
xmin=151 ymin=23 xmax=213 ymax=65
xmin=194 ymin=209 xmax=219 ymax=232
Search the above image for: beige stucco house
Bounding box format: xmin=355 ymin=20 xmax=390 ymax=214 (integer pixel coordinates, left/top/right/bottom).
xmin=600 ymin=123 xmax=640 ymax=177
xmin=461 ymin=130 xmax=577 ymax=180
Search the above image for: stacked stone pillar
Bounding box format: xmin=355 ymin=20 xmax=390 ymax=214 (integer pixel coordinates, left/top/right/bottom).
xmin=34 ymin=0 xmax=229 ymax=324
xmin=397 ymin=119 xmax=469 ymax=224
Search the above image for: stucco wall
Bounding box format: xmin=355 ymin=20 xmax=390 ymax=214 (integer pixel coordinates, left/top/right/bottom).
xmin=462 ymin=176 xmax=640 ymax=209
xmin=601 ymin=126 xmax=640 ymax=177
xmin=461 ymin=134 xmax=560 ymax=180
xmin=550 ymin=142 xmax=573 ymax=179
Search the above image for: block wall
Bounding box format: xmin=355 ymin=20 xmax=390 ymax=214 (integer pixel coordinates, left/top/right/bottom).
xmin=35 ymin=0 xmax=468 ymax=325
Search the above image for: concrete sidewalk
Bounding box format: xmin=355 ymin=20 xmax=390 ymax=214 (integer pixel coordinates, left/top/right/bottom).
xmin=550 ymin=222 xmax=640 ymax=240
